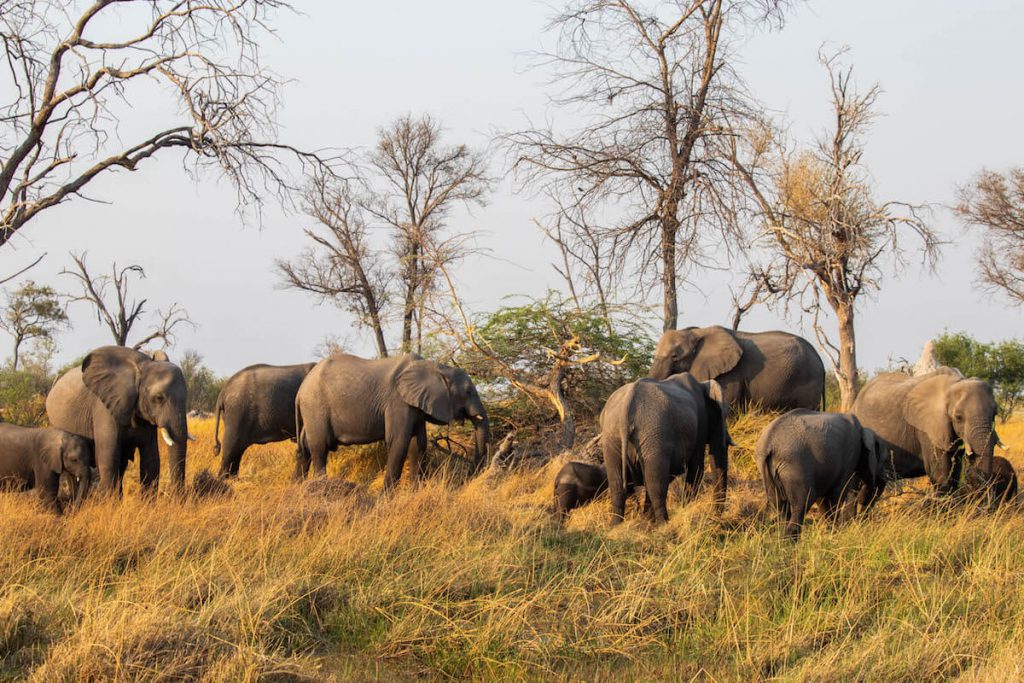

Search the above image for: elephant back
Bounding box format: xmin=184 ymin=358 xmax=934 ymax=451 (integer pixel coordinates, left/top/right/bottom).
xmin=45 ymin=367 xmax=95 ymax=440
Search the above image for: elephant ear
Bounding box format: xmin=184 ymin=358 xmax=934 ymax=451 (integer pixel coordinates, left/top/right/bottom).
xmin=41 ymin=436 xmax=62 ymax=475
xmin=903 ymin=373 xmax=958 ymax=453
xmin=81 ymin=346 xmax=147 ymax=426
xmin=859 ymin=427 xmax=881 ymax=486
xmin=702 ymin=379 xmax=733 ymax=450
xmin=690 ymin=327 xmax=743 ymax=381
xmin=397 ymin=359 xmax=454 ymax=424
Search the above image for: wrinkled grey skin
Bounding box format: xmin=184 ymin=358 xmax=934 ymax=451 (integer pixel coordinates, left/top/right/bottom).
xmin=755 ymin=409 xmax=888 ymax=539
xmin=295 ymin=353 xmax=490 ymax=488
xmin=0 ymin=424 xmax=92 ymax=512
xmin=649 ymin=326 xmax=825 ymax=411
xmin=214 ymin=362 xmax=316 ymax=478
xmin=853 ymin=367 xmax=998 ymax=493
xmin=47 ymin=347 xmax=189 ymax=496
xmin=963 ymin=455 xmax=1017 ymax=509
xmin=553 ymin=460 xmax=607 ymax=521
xmin=599 ymin=372 xmax=730 ymax=525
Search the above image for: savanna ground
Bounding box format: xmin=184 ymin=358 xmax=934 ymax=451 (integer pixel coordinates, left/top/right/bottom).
xmin=2 ymin=413 xmax=1024 ymax=681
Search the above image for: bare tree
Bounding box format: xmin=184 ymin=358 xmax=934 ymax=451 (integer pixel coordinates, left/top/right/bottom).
xmin=956 ymin=168 xmax=1024 ymax=305
xmin=365 ymin=114 xmax=491 ymax=353
xmin=63 ymin=252 xmax=192 ymax=349
xmin=277 ymin=175 xmax=391 ymax=357
xmin=0 ymin=0 xmax=337 ymax=245
xmin=0 ymin=280 xmax=67 ymax=369
xmin=732 ymin=51 xmax=939 ymax=409
xmin=504 ymin=0 xmax=788 ymax=332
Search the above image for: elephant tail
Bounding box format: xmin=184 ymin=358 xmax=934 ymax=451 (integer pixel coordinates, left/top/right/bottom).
xmin=621 ymin=386 xmax=639 ymax=489
xmin=295 ymin=398 xmax=308 ymax=465
xmin=758 ymin=447 xmax=785 ymax=513
xmin=212 ymin=396 xmax=224 ymax=456
xmin=821 ymin=378 xmax=827 ymax=411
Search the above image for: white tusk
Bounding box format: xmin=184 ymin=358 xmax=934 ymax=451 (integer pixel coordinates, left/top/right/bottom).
xmin=187 ymin=433 xmax=197 ymax=442
xmin=160 ymin=428 xmax=175 ymax=447
xmin=997 ymin=440 xmax=1008 ymax=451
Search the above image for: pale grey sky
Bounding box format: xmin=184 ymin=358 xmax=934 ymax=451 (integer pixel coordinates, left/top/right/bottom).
xmin=3 ymin=0 xmax=1022 ymax=376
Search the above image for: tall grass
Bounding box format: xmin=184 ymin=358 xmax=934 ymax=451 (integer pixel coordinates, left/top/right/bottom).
xmin=0 ymin=413 xmax=1022 ymax=680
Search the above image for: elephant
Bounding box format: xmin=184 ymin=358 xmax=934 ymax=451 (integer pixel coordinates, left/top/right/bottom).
xmin=46 ymin=346 xmax=190 ymax=496
xmin=599 ymin=372 xmax=731 ymax=525
xmin=852 ymin=367 xmax=999 ymax=493
xmin=0 ymin=424 xmax=93 ymax=512
xmin=553 ymin=460 xmax=607 ymax=521
xmin=755 ymin=409 xmax=889 ymax=539
xmin=648 ymin=326 xmax=825 ymax=411
xmin=213 ymin=362 xmax=316 ymax=477
xmin=294 ymin=353 xmax=490 ymax=488
xmin=963 ymin=455 xmax=1018 ymax=509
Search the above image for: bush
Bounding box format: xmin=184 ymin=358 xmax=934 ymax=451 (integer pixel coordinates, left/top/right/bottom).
xmin=0 ymin=368 xmax=51 ymax=426
xmin=933 ymin=331 xmax=1024 ymax=420
xmin=454 ymin=293 xmax=653 ymax=436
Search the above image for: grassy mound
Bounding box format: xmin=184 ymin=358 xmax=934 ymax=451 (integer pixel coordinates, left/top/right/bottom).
xmin=0 ymin=413 xmax=1022 ymax=680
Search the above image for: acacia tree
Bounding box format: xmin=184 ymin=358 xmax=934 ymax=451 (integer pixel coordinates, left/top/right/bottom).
xmin=366 ymin=114 xmax=490 ymax=352
xmin=505 ymin=0 xmax=787 ymax=332
xmin=276 ymin=176 xmax=391 ymax=357
xmin=0 ymin=0 xmax=335 ymax=245
xmin=732 ymin=52 xmax=938 ymax=409
xmin=956 ymin=168 xmax=1024 ymax=305
xmin=0 ymin=280 xmax=67 ymax=369
xmin=63 ymin=252 xmax=191 ymax=349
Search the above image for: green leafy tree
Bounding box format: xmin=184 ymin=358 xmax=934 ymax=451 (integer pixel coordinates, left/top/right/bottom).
xmin=178 ymin=349 xmax=226 ymax=413
xmin=0 ymin=280 xmax=67 ymax=370
xmin=933 ymin=332 xmax=1024 ymax=420
xmin=448 ymin=292 xmax=653 ymax=447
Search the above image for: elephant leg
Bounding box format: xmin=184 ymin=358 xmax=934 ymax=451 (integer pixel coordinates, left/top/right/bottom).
xmin=217 ymin=429 xmax=247 ymax=478
xmin=138 ymin=437 xmax=160 ymax=497
xmin=646 ymin=456 xmax=671 ymax=524
xmin=94 ymin=438 xmax=123 ymax=497
xmin=682 ymin=457 xmax=704 ymax=503
xmin=604 ymin=442 xmax=627 ymax=525
xmin=383 ymin=419 xmax=416 ymax=491
xmin=783 ymin=483 xmax=812 ymax=539
xmin=405 ymin=422 xmax=428 ymax=484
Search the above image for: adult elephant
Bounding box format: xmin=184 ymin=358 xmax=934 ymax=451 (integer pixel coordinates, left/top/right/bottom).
xmin=853 ymin=367 xmax=999 ymax=493
xmin=648 ymin=326 xmax=825 ymax=411
xmin=295 ymin=353 xmax=489 ymax=488
xmin=214 ymin=362 xmax=316 ymax=478
xmin=599 ymin=373 xmax=731 ymax=524
xmin=46 ymin=346 xmax=190 ymax=496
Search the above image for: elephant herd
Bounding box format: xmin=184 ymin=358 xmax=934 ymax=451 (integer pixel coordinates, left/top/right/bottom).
xmin=0 ymin=346 xmax=490 ymax=510
xmin=559 ymin=327 xmax=1013 ymax=538
xmin=0 ymin=324 xmax=1013 ymax=541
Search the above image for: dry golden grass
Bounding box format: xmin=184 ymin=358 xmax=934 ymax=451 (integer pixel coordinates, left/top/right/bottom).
xmin=1 ymin=413 xmax=1023 ymax=680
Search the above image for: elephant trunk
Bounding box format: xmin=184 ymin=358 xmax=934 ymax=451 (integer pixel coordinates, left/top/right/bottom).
xmin=161 ymin=416 xmax=189 ymax=492
xmin=965 ymin=421 xmax=996 ymax=479
xmin=648 ymin=357 xmax=672 ymax=380
xmin=468 ymin=401 xmax=490 ymax=470
xmin=73 ymin=468 xmax=91 ymax=506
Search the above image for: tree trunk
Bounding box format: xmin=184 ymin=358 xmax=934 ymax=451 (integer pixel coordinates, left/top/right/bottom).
xmin=661 ymin=220 xmax=678 ymax=332
xmin=835 ymin=301 xmax=859 ymax=410
xmin=401 ymin=241 xmax=419 ymax=353
xmin=11 ymin=335 xmax=21 ymax=371
xmin=369 ymin=315 xmax=389 ymax=358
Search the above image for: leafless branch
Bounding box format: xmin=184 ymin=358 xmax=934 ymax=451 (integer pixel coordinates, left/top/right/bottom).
xmin=0 ymin=0 xmax=341 ymax=245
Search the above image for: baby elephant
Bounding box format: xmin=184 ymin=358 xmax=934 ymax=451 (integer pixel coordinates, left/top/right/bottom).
xmin=756 ymin=409 xmax=888 ymax=539
xmin=963 ymin=455 xmax=1018 ymax=509
xmin=0 ymin=424 xmax=93 ymax=512
xmin=553 ymin=460 xmax=608 ymax=521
